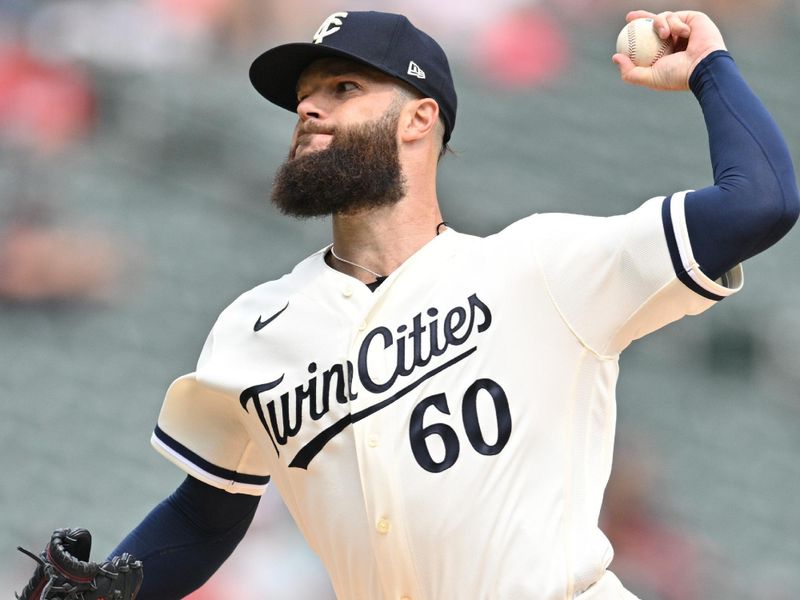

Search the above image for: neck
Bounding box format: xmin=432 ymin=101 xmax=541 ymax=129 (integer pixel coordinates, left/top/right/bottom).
xmin=329 ymin=180 xmax=442 ymax=283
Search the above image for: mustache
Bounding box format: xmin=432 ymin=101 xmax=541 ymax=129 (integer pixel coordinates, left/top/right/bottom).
xmin=298 ymin=121 xmax=337 ymax=136
xmin=292 ymin=121 xmax=338 ymax=157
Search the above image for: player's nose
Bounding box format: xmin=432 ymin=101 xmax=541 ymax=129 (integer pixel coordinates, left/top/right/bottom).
xmin=297 ymin=93 xmax=326 ymax=122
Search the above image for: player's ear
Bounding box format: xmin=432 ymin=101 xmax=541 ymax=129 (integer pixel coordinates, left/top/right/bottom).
xmin=399 ymin=97 xmax=440 ymax=145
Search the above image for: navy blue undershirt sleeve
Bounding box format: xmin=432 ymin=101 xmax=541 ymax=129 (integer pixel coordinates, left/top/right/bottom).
xmin=682 ymin=50 xmax=799 ymax=281
xmin=109 ymin=476 xmax=260 ymax=600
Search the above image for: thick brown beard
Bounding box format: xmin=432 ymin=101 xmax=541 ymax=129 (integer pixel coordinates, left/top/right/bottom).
xmin=270 ymin=111 xmax=406 ymax=218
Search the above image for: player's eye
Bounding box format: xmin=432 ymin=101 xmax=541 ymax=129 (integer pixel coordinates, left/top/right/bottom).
xmin=335 ymin=81 xmax=359 ymax=94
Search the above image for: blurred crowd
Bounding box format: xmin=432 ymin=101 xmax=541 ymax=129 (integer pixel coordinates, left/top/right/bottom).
xmin=1 ymin=0 xmax=792 ymax=304
xmin=3 ymin=1 xmax=798 ymax=598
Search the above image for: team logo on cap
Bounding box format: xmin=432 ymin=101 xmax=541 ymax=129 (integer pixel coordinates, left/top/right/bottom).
xmin=313 ymin=12 xmax=348 ymax=44
xmin=407 ymin=61 xmax=426 ymax=79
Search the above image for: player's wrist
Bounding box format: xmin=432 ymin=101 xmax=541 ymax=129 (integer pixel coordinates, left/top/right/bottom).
xmin=688 ymin=49 xmax=735 ymax=95
xmin=688 ymin=48 xmax=731 ymax=87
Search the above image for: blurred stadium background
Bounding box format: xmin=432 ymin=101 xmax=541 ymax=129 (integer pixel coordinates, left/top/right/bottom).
xmin=2 ymin=1 xmax=799 ymax=598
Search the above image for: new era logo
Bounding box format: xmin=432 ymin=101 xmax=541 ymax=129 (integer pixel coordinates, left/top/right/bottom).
xmin=407 ymin=61 xmax=426 ymax=79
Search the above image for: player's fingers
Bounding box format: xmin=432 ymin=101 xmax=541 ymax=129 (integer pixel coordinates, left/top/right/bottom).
xmin=626 ymin=10 xmax=669 ymax=38
xmin=638 ymin=11 xmax=690 ymax=41
xmin=612 ymin=53 xmax=646 ymax=85
xmin=662 ymin=12 xmax=691 ymax=39
xmin=611 ymin=53 xmax=633 ymax=70
xmin=626 ymin=10 xmax=656 ymax=22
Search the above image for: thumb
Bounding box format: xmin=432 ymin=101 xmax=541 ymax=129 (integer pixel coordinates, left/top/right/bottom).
xmin=612 ymin=52 xmax=653 ymax=87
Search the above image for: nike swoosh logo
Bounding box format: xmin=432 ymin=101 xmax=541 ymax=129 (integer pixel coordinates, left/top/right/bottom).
xmin=254 ymin=301 xmax=289 ymax=332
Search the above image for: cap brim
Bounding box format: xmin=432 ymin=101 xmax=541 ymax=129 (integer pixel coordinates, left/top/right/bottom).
xmin=249 ymin=43 xmax=387 ymax=114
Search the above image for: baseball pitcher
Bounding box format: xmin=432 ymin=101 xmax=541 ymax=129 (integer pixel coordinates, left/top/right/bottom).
xmin=17 ymin=8 xmax=798 ymax=600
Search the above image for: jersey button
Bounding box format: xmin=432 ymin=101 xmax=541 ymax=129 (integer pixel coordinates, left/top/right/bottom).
xmin=376 ymin=518 xmax=391 ymax=534
xmin=358 ymin=320 xmax=367 ymax=331
xmin=342 ymin=285 xmax=353 ymax=298
xmin=367 ymin=434 xmax=379 ymax=448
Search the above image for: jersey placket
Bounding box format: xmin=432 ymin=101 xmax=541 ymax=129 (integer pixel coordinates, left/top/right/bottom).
xmin=346 ymin=281 xmax=420 ymax=600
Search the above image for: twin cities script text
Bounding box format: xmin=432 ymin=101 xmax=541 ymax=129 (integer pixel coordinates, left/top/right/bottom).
xmin=240 ymin=293 xmax=492 ymax=461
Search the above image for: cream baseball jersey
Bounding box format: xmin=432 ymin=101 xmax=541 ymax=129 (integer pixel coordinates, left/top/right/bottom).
xmin=152 ymin=192 xmax=742 ymax=599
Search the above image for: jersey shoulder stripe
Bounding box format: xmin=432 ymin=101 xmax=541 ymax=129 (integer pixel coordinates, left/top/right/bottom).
xmin=661 ymin=192 xmax=742 ymax=301
xmin=152 ymin=425 xmax=271 ymax=487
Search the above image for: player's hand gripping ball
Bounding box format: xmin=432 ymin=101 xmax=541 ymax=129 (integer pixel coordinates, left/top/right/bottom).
xmin=616 ymin=17 xmax=674 ymax=66
xmin=15 ymin=528 xmax=143 ymax=600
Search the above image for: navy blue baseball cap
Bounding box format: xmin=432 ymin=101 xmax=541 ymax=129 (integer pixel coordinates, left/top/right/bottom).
xmin=249 ymin=11 xmax=457 ymax=143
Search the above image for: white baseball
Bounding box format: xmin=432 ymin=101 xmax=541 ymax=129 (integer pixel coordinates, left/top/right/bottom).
xmin=616 ymin=18 xmax=674 ymax=67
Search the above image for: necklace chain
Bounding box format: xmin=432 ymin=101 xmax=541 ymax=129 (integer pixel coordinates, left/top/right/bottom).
xmin=330 ymin=246 xmax=385 ymax=279
xmin=330 ymin=221 xmax=447 ymax=281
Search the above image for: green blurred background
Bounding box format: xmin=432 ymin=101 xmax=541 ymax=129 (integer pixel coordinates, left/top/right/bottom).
xmin=1 ymin=1 xmax=799 ymax=598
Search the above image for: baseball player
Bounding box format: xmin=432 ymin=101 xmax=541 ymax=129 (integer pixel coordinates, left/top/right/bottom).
xmin=17 ymin=8 xmax=799 ymax=600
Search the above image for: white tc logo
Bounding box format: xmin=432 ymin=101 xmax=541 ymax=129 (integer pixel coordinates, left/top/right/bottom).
xmin=313 ymin=12 xmax=349 ymax=44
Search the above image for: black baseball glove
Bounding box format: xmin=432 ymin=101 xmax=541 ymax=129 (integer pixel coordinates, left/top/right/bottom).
xmin=16 ymin=528 xmax=143 ymax=600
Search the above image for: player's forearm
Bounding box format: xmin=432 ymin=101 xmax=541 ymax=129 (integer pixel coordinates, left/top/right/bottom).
xmin=110 ymin=476 xmax=260 ymax=600
xmin=684 ymin=50 xmax=799 ymax=279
